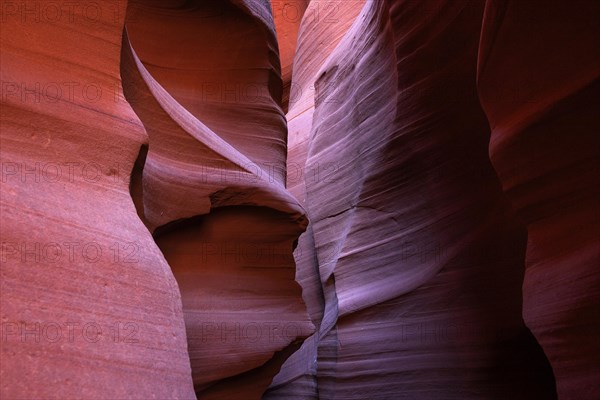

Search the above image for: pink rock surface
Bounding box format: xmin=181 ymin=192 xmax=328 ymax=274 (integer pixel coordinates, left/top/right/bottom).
xmin=1 ymin=0 xmax=313 ymax=398
xmin=285 ymin=0 xmax=367 ymax=330
xmin=271 ymin=0 xmax=309 ymax=111
xmin=0 ymin=2 xmax=195 ymax=399
xmin=122 ymin=1 xmax=314 ymax=398
xmin=267 ymin=2 xmax=367 ymax=397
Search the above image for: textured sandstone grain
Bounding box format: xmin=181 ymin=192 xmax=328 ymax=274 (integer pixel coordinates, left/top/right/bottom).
xmin=0 ymin=2 xmax=195 ymax=398
xmin=123 ymin=1 xmax=314 ymax=397
xmin=271 ymin=0 xmax=310 ymax=111
xmin=1 ymin=0 xmax=598 ymax=399
xmin=272 ymin=0 xmax=565 ymax=398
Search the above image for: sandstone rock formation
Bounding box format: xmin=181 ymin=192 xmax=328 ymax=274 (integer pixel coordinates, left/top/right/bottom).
xmin=1 ymin=0 xmax=598 ymax=399
xmin=0 ymin=2 xmax=195 ymax=398
xmin=122 ymin=1 xmax=314 ymax=397
xmin=271 ymin=0 xmax=558 ymax=398
xmin=272 ymin=0 xmax=309 ymax=111
xmin=478 ymin=1 xmax=600 ymax=397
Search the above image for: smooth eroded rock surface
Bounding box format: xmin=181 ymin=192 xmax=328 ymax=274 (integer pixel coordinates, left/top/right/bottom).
xmin=1 ymin=0 xmax=597 ymax=399
xmin=0 ymin=2 xmax=195 ymax=398
xmin=122 ymin=1 xmax=314 ymax=398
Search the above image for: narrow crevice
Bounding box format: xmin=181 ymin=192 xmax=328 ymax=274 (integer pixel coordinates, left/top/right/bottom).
xmin=128 ymin=143 xmax=149 ymax=228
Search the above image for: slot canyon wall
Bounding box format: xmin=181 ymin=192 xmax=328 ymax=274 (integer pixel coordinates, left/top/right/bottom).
xmin=0 ymin=1 xmax=598 ymax=400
